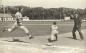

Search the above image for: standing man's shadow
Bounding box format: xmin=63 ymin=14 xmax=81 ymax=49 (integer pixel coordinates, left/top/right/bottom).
xmin=3 ymin=39 xmax=30 ymax=43
xmin=66 ymin=37 xmax=79 ymax=40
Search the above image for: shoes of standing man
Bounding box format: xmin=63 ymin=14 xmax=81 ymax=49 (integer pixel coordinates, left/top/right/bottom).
xmin=72 ymin=38 xmax=77 ymax=40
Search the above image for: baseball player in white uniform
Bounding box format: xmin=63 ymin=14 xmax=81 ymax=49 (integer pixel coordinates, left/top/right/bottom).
xmin=48 ymin=22 xmax=59 ymax=42
xmin=3 ymin=9 xmax=33 ymax=39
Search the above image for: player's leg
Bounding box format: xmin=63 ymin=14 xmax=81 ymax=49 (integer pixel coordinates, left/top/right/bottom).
xmin=55 ymin=34 xmax=58 ymax=41
xmin=48 ymin=31 xmax=56 ymax=42
xmin=55 ymin=30 xmax=59 ymax=41
xmin=51 ymin=30 xmax=58 ymax=41
xmin=72 ymin=27 xmax=77 ymax=39
xmin=51 ymin=33 xmax=55 ymax=40
xmin=77 ymin=28 xmax=84 ymax=40
xmin=8 ymin=25 xmax=17 ymax=32
xmin=20 ymin=26 xmax=33 ymax=39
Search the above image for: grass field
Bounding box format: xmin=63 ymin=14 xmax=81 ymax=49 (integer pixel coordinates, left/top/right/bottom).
xmin=0 ymin=21 xmax=86 ymax=37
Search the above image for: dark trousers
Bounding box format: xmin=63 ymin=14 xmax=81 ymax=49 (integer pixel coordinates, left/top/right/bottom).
xmin=72 ymin=26 xmax=84 ymax=40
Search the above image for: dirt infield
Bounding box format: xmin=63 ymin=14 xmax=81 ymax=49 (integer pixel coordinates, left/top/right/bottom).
xmin=0 ymin=41 xmax=86 ymax=53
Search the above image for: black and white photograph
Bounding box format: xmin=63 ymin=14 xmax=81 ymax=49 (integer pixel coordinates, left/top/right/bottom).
xmin=0 ymin=0 xmax=86 ymax=53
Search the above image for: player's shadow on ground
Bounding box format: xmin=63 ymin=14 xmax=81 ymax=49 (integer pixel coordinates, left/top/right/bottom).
xmin=66 ymin=37 xmax=79 ymax=40
xmin=3 ymin=39 xmax=30 ymax=43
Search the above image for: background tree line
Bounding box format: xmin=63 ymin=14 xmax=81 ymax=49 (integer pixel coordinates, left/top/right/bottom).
xmin=0 ymin=5 xmax=86 ymax=20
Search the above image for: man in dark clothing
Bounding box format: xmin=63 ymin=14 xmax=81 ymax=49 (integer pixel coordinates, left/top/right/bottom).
xmin=72 ymin=12 xmax=84 ymax=40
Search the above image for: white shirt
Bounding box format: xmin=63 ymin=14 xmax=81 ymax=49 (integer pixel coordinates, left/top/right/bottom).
xmin=15 ymin=12 xmax=22 ymax=19
xmin=51 ymin=25 xmax=58 ymax=31
xmin=15 ymin=12 xmax=22 ymax=24
xmin=51 ymin=25 xmax=58 ymax=40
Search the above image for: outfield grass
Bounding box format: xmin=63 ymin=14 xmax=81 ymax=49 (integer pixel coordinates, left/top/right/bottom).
xmin=0 ymin=21 xmax=86 ymax=37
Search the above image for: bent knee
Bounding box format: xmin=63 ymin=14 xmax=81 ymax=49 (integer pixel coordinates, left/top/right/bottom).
xmin=25 ymin=30 xmax=29 ymax=33
xmin=20 ymin=26 xmax=25 ymax=28
xmin=8 ymin=29 xmax=12 ymax=32
xmin=20 ymin=26 xmax=29 ymax=33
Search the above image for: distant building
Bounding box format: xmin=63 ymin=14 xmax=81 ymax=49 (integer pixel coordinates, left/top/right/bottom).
xmin=64 ymin=16 xmax=71 ymax=20
xmin=23 ymin=16 xmax=30 ymax=21
xmin=0 ymin=14 xmax=30 ymax=21
xmin=0 ymin=13 xmax=14 ymax=21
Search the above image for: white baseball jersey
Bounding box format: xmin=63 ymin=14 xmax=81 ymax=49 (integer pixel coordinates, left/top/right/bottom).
xmin=15 ymin=12 xmax=22 ymax=25
xmin=51 ymin=25 xmax=58 ymax=40
xmin=51 ymin=25 xmax=58 ymax=33
xmin=15 ymin=12 xmax=22 ymax=19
